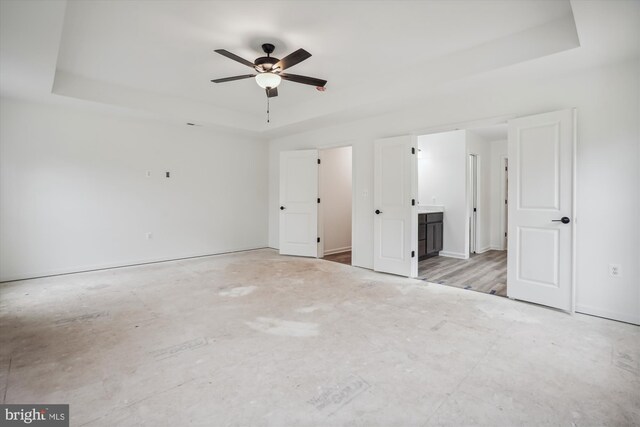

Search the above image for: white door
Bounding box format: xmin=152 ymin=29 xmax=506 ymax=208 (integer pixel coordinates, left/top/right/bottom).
xmin=279 ymin=149 xmax=318 ymax=257
xmin=507 ymin=109 xmax=575 ymax=311
xmin=373 ymin=135 xmax=417 ymax=277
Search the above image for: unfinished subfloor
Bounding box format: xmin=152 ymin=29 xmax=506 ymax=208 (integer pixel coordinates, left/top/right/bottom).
xmin=1 ymin=249 xmax=638 ymax=426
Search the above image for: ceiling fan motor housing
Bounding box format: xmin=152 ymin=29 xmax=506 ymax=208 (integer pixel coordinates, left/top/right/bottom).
xmin=254 ymin=56 xmax=280 ymax=72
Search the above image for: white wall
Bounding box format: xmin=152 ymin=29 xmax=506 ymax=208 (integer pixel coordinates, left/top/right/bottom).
xmin=268 ymin=59 xmax=640 ymax=325
xmin=417 ymin=130 xmax=467 ymax=258
xmin=490 ymin=140 xmax=508 ymax=250
xmin=0 ymin=98 xmax=269 ymax=281
xmin=319 ymin=146 xmax=352 ymax=255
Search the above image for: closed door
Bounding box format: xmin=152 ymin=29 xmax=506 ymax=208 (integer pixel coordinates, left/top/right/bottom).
xmin=373 ymin=135 xmax=417 ymax=277
xmin=279 ymin=149 xmax=318 ymax=257
xmin=507 ymin=109 xmax=575 ymax=311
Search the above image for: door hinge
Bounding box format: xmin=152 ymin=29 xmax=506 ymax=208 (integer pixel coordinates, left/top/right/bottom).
xmin=411 ymin=250 xmax=415 ymax=258
xmin=473 ymin=207 xmax=477 ymax=212
xmin=505 ymin=200 xmax=507 ymax=204
xmin=317 ymin=159 xmax=321 ymax=164
xmin=411 ymin=147 xmax=415 ymax=155
xmin=317 ymin=237 xmax=320 ymax=243
xmin=412 ymin=199 xmax=415 ymax=206
xmin=317 ymin=198 xmax=320 ymax=203
xmin=505 ymin=232 xmax=507 ymax=237
xmin=505 ymin=166 xmax=508 ymax=171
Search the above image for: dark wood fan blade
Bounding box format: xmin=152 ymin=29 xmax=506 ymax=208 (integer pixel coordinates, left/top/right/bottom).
xmin=214 ymin=49 xmax=256 ymax=68
xmin=273 ymin=49 xmax=311 ymax=71
xmin=211 ymin=74 xmax=256 ymax=83
xmin=266 ymin=87 xmax=278 ymax=98
xmin=280 ymin=73 xmax=327 ymax=87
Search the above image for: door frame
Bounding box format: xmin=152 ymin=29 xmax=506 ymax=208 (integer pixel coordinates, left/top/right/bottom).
xmin=501 ymin=156 xmax=509 ymax=250
xmin=412 ymin=111 xmax=576 ymax=313
xmin=468 ymin=153 xmax=478 ymax=255
xmin=571 ymin=110 xmax=577 ymax=314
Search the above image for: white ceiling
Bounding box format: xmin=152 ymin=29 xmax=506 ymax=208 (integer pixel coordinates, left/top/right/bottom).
xmin=1 ymin=0 xmax=639 ymax=137
xmin=55 ymin=0 xmax=572 ymax=111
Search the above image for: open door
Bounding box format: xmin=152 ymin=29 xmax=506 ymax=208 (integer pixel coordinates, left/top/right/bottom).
xmin=373 ymin=135 xmax=417 ymax=277
xmin=279 ymin=149 xmax=318 ymax=257
xmin=507 ymin=109 xmax=575 ymax=311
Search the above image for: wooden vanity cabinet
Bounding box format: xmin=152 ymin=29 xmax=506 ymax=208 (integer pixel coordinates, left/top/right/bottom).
xmin=418 ymin=212 xmax=443 ymax=260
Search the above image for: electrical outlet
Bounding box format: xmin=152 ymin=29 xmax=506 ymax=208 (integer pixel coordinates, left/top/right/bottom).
xmin=146 ymin=232 xmax=153 ymax=240
xmin=609 ymin=263 xmax=621 ymax=278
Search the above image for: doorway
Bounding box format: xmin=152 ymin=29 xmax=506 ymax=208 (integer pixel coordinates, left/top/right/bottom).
xmin=318 ymin=146 xmax=353 ymax=266
xmin=416 ymin=125 xmax=509 ymax=296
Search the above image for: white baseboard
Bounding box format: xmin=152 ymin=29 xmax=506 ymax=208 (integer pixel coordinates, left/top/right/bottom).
xmin=476 ymin=246 xmax=507 ymax=253
xmin=475 ymin=246 xmax=491 ymax=254
xmin=438 ymin=251 xmax=469 ymax=260
xmin=0 ymin=246 xmax=269 ymax=283
xmin=323 ymin=246 xmax=351 ymax=256
xmin=575 ymin=304 xmax=640 ymax=326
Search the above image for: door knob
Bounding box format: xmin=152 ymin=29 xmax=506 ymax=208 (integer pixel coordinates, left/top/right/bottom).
xmin=375 ymin=209 xmax=382 ymax=215
xmin=551 ymin=217 xmax=570 ymax=224
xmin=280 ymin=206 xmax=286 ymax=210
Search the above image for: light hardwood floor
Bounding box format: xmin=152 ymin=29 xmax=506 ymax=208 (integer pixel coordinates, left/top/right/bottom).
xmin=418 ymin=250 xmax=507 ymax=297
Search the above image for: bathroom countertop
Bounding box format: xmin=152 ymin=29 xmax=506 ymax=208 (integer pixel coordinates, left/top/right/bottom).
xmin=417 ymin=205 xmax=444 ymax=213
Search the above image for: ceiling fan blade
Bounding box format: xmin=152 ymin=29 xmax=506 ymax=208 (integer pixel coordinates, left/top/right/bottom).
xmin=211 ymin=74 xmax=256 ymax=83
xmin=266 ymin=87 xmax=278 ymax=98
xmin=273 ymin=49 xmax=311 ymax=71
xmin=214 ymin=49 xmax=256 ymax=68
xmin=280 ymin=73 xmax=327 ymax=87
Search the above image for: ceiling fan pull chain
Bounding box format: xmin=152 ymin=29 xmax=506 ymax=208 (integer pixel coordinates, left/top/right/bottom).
xmin=267 ymin=96 xmax=270 ymax=123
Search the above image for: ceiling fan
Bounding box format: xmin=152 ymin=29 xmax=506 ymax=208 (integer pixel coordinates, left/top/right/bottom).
xmin=211 ymin=43 xmax=327 ymax=99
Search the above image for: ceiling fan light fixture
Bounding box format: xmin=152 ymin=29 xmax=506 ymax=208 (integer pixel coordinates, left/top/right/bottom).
xmin=255 ymin=72 xmax=281 ymax=89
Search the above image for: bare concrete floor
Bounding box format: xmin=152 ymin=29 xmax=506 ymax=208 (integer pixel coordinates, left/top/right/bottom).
xmin=1 ymin=249 xmax=638 ymax=426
